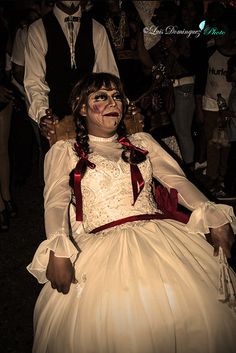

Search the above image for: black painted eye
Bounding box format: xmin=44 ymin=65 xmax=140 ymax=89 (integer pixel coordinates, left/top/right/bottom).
xmin=93 ymin=93 xmax=108 ymax=101
xmin=113 ymin=93 xmax=122 ymax=101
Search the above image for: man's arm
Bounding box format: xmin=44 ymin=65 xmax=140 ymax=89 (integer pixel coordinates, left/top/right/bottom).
xmin=11 ymin=27 xmax=27 ymax=86
xmin=24 ymin=19 xmax=50 ymax=123
xmin=92 ymin=20 xmax=119 ymax=77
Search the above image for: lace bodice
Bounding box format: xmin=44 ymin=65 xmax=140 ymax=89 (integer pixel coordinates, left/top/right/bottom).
xmin=80 ymin=146 xmax=159 ymax=233
xmin=43 ymin=132 xmax=236 ymax=240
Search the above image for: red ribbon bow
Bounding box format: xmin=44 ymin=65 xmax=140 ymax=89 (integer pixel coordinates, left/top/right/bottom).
xmin=118 ymin=137 xmax=149 ymax=156
xmin=118 ymin=137 xmax=148 ymax=205
xmin=74 ymin=143 xmax=95 ymax=221
xmin=155 ymin=185 xmax=190 ymax=224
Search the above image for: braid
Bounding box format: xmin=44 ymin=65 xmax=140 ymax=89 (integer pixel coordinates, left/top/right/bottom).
xmin=118 ymin=116 xmax=147 ymax=165
xmin=75 ymin=116 xmax=90 ymax=155
xmin=69 ymin=101 xmax=90 ymax=188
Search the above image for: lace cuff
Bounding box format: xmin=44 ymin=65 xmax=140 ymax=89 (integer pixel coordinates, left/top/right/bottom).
xmin=27 ymin=233 xmax=79 ymax=284
xmin=186 ymin=201 xmax=236 ymax=235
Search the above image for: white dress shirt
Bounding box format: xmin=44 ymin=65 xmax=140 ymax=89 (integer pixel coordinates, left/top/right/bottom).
xmin=24 ymin=4 xmax=119 ymax=123
xmin=11 ymin=26 xmax=28 ymax=67
xmin=11 ymin=26 xmax=28 ymax=98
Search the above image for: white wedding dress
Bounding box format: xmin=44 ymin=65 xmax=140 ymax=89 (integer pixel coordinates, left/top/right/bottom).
xmin=28 ymin=132 xmax=236 ymax=353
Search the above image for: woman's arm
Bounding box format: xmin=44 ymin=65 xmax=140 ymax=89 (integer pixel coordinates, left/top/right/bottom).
xmin=134 ymin=133 xmax=236 ymax=250
xmin=138 ymin=133 xmax=209 ymax=210
xmin=27 ymin=141 xmax=81 ymax=286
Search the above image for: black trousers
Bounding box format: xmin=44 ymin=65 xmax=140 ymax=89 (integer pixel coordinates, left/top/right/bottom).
xmin=224 ymin=141 xmax=236 ymax=195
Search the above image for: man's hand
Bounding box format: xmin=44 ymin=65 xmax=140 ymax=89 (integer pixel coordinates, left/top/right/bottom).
xmin=218 ymin=110 xmax=235 ymax=128
xmin=46 ymin=251 xmax=77 ymax=294
xmin=0 ymin=85 xmax=14 ymax=103
xmin=209 ymin=223 xmax=235 ymax=258
xmin=39 ymin=113 xmax=59 ymax=140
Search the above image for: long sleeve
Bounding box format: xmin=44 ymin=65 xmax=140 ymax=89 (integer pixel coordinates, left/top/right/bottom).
xmin=92 ymin=19 xmax=119 ymax=78
xmin=27 ymin=141 xmax=83 ymax=283
xmin=136 ymin=133 xmax=236 ymax=234
xmin=43 ymin=141 xmax=74 ymax=237
xmin=24 ymin=19 xmax=50 ymax=123
xmin=11 ymin=27 xmax=27 ymax=66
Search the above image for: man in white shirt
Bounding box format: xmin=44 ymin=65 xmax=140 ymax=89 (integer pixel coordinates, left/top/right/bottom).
xmin=24 ymin=0 xmax=119 ymax=141
xmin=199 ymin=11 xmax=236 ymax=196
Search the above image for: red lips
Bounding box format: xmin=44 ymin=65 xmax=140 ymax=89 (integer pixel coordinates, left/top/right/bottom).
xmin=104 ymin=112 xmax=120 ymax=117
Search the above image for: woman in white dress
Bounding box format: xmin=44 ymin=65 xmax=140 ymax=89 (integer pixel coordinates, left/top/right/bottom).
xmin=28 ymin=73 xmax=236 ymax=353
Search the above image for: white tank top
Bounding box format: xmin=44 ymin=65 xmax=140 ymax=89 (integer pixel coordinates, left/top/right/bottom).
xmin=203 ymin=50 xmax=232 ymax=111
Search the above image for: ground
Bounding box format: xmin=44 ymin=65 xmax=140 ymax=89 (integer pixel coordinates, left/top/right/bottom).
xmin=0 ymin=163 xmax=44 ymax=353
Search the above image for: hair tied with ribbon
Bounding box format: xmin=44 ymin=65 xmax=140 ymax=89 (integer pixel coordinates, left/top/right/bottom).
xmin=73 ymin=143 xmax=96 ymax=221
xmin=119 ymin=137 xmax=148 ymax=165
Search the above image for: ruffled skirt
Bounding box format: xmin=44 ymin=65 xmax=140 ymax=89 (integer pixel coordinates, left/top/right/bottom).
xmin=33 ymin=219 xmax=236 ymax=353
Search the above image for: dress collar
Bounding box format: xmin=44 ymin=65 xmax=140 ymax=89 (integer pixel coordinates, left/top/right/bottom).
xmin=88 ymin=134 xmax=118 ymax=143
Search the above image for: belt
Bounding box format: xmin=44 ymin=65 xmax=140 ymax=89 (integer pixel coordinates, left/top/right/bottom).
xmin=173 ymin=76 xmax=195 ymax=87
xmin=90 ymin=213 xmax=167 ymax=234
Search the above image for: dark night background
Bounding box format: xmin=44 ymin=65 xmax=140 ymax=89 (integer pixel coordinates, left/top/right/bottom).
xmin=0 ymin=1 xmax=236 ymax=352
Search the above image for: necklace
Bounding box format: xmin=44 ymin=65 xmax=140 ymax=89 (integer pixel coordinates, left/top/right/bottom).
xmin=105 ymin=11 xmax=128 ymax=50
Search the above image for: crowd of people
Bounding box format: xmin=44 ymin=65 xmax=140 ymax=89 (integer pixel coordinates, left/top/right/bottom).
xmin=0 ymin=0 xmax=236 ymax=352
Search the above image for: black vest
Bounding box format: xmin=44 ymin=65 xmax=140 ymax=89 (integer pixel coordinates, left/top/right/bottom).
xmin=42 ymin=12 xmax=95 ymax=118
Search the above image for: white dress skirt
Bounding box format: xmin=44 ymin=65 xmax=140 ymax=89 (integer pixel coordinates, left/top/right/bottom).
xmin=28 ymin=133 xmax=236 ymax=353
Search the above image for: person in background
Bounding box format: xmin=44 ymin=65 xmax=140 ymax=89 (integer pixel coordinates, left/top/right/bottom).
xmin=195 ymin=8 xmax=236 ymax=198
xmin=24 ymin=0 xmax=119 ymax=144
xmin=100 ymin=0 xmax=153 ymax=101
xmin=0 ymin=4 xmax=16 ymax=232
xmin=27 ymin=72 xmax=236 ymax=353
xmin=149 ymin=1 xmax=203 ymax=171
xmin=218 ymin=54 xmax=236 ymax=201
xmin=142 ymin=1 xmax=179 ymax=145
xmin=11 ymin=3 xmax=54 ymax=184
xmin=12 ymin=1 xmax=54 ymax=88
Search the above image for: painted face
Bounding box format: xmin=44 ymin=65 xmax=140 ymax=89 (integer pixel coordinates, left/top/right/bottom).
xmin=84 ymin=87 xmax=123 ymax=137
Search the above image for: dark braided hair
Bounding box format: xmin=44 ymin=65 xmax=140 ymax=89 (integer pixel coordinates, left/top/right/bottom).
xmin=69 ymin=72 xmax=129 ymax=187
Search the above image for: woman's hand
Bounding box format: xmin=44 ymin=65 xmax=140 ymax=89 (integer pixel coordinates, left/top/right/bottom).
xmin=209 ymin=223 xmax=235 ymax=258
xmin=46 ymin=251 xmax=77 ymax=294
